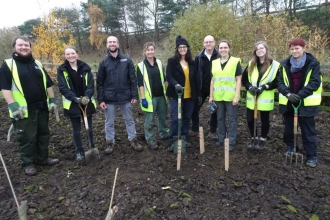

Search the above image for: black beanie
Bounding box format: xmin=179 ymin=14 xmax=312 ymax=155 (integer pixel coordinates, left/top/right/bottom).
xmin=175 ymin=35 xmax=190 ymax=48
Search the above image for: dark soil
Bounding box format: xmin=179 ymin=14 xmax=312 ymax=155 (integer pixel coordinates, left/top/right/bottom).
xmin=1 ymin=86 xmax=330 ymax=220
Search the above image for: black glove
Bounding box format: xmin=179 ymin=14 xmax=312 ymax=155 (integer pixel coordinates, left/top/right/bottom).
xmin=286 ymin=93 xmax=300 ymax=103
xmin=248 ymin=86 xmax=258 ymax=96
xmin=256 ymin=85 xmax=266 ymax=96
xmin=198 ymin=96 xmax=202 ymax=106
xmin=73 ymin=97 xmax=82 ymax=104
xmin=175 ymin=84 xmax=183 ymax=94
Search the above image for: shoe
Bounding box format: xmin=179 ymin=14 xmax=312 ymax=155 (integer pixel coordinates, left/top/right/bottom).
xmin=255 ymin=137 xmax=266 ymax=150
xmin=130 ymin=137 xmax=143 ymax=151
xmin=182 ymin=136 xmax=191 ymax=148
xmin=24 ymin=165 xmax=37 ymax=176
xmin=247 ymin=137 xmax=258 ymax=149
xmin=216 ymin=141 xmax=224 ymax=147
xmin=189 ymin=131 xmax=199 ymax=137
xmin=148 ymin=141 xmax=158 ymax=150
xmin=167 ymin=140 xmax=174 ymax=152
xmin=105 ymin=140 xmax=114 ymax=154
xmin=41 ymin=158 xmax=60 ymax=166
xmin=229 ymin=145 xmax=235 ymax=152
xmin=76 ymin=151 xmax=85 ymax=161
xmin=207 ymin=132 xmax=218 ymax=140
xmin=285 ymin=146 xmax=294 ymax=156
xmin=306 ymin=157 xmax=317 ymax=168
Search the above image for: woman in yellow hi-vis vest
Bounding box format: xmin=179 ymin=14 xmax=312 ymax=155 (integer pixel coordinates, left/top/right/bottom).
xmin=278 ymin=38 xmax=322 ymax=168
xmin=57 ymin=45 xmax=96 ymax=162
xmin=137 ymin=42 xmax=169 ymax=150
xmin=242 ymin=41 xmax=280 ymax=150
xmin=209 ymin=40 xmax=242 ymax=151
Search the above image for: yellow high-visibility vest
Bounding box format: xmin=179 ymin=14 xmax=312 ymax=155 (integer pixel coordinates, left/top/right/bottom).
xmin=212 ymin=56 xmax=240 ymax=101
xmin=62 ymin=71 xmax=97 ymax=110
xmin=5 ymin=59 xmax=48 ymax=118
xmin=137 ymin=59 xmax=167 ymax=112
xmin=278 ymin=68 xmax=322 ymax=106
xmin=246 ymin=60 xmax=280 ymax=111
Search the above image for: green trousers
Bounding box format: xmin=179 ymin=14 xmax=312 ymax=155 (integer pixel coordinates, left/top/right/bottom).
xmin=144 ymin=96 xmax=169 ymax=142
xmin=14 ymin=109 xmax=50 ymax=168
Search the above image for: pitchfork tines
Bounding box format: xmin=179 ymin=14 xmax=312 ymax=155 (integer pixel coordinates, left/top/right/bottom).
xmin=286 ymin=151 xmax=303 ymax=166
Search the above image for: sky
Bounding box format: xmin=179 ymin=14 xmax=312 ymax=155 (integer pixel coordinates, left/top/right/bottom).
xmin=0 ymin=0 xmax=87 ymax=28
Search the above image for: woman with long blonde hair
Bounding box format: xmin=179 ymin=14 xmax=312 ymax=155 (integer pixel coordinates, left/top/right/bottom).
xmin=242 ymin=41 xmax=280 ymax=150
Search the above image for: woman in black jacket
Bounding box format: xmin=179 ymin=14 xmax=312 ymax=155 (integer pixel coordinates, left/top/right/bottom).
xmin=166 ymin=36 xmax=200 ymax=151
xmin=278 ymin=38 xmax=322 ymax=168
xmin=57 ymin=45 xmax=96 ymax=162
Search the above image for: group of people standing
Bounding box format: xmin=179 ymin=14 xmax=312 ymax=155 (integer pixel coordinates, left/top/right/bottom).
xmin=0 ymin=34 xmax=322 ymax=176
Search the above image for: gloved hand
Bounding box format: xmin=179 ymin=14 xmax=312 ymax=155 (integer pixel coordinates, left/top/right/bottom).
xmin=286 ymin=93 xmax=300 ymax=103
xmin=175 ymin=84 xmax=183 ymax=94
xmin=8 ymin=102 xmax=24 ymax=120
xmin=256 ymin=85 xmax=266 ymax=96
xmin=81 ymin=96 xmax=90 ymax=105
xmin=198 ymin=96 xmax=202 ymax=106
xmin=49 ymin=98 xmax=57 ymax=112
xmin=73 ymin=97 xmax=81 ymax=104
xmin=248 ymin=86 xmax=258 ymax=96
xmin=141 ymin=99 xmax=148 ymax=108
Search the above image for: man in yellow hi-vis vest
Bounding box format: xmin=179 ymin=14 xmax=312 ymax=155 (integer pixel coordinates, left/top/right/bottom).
xmin=0 ymin=36 xmax=59 ymax=176
xmin=278 ymin=38 xmax=322 ymax=168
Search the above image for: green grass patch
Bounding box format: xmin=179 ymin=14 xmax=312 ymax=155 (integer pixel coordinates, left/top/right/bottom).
xmin=0 ymin=92 xmax=3 ymax=99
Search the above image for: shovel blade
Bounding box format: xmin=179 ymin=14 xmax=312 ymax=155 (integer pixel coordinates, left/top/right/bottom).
xmin=18 ymin=200 xmax=27 ymax=220
xmin=85 ymin=148 xmax=100 ymax=162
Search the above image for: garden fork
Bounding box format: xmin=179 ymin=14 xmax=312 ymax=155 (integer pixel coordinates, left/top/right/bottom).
xmin=286 ymin=100 xmax=303 ymax=166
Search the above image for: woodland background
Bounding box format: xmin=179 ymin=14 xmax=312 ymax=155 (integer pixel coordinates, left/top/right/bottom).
xmin=0 ymin=0 xmax=329 ymax=75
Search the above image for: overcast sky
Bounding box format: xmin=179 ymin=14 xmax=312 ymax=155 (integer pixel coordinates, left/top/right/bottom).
xmin=0 ymin=0 xmax=87 ymax=28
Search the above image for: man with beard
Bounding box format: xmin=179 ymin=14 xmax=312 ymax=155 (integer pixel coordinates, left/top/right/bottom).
xmin=0 ymin=36 xmax=60 ymax=176
xmin=190 ymin=35 xmax=219 ymax=140
xmin=97 ymin=36 xmax=143 ymax=153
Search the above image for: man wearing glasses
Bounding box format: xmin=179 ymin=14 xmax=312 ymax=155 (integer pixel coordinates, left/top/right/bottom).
xmin=190 ymin=35 xmax=219 ymax=140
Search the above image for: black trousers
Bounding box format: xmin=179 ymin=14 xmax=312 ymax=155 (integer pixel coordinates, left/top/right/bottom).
xmin=246 ymin=108 xmax=270 ymax=138
xmin=70 ymin=116 xmax=94 ymax=153
xmin=191 ymin=92 xmax=217 ymax=133
xmin=282 ymin=111 xmax=318 ymax=159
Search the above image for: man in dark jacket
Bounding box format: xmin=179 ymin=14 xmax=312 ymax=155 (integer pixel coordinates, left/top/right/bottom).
xmin=191 ymin=35 xmax=219 ymax=140
xmin=0 ymin=36 xmax=59 ymax=176
xmin=278 ymin=38 xmax=322 ymax=168
xmin=97 ymin=36 xmax=143 ymax=153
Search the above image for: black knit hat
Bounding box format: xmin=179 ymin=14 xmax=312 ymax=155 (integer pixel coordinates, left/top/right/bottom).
xmin=175 ymin=35 xmax=190 ymax=48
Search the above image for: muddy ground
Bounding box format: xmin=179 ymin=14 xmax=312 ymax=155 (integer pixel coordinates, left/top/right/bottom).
xmin=0 ymin=86 xmax=330 ymax=220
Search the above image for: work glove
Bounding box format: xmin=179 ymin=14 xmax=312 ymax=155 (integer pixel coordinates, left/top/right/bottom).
xmin=256 ymin=85 xmax=266 ymax=96
xmin=81 ymin=96 xmax=90 ymax=105
xmin=8 ymin=102 xmax=24 ymax=120
xmin=49 ymin=98 xmax=57 ymax=112
xmin=73 ymin=97 xmax=81 ymax=104
xmin=175 ymin=84 xmax=183 ymax=94
xmin=141 ymin=99 xmax=148 ymax=108
xmin=198 ymin=96 xmax=203 ymax=106
xmin=286 ymin=93 xmax=300 ymax=104
xmin=248 ymin=86 xmax=258 ymax=96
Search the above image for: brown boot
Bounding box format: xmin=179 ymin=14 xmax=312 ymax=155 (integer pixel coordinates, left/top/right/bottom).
xmin=105 ymin=140 xmax=114 ymax=154
xmin=130 ymin=137 xmax=143 ymax=151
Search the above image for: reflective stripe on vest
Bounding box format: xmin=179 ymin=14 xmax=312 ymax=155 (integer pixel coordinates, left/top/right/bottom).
xmin=278 ymin=68 xmax=322 ymax=106
xmin=212 ymin=56 xmax=240 ymax=101
xmin=246 ymin=60 xmax=280 ymax=111
xmin=5 ymin=59 xmax=48 ymax=118
xmin=137 ymin=59 xmax=167 ymax=112
xmin=62 ymin=71 xmax=97 ymax=110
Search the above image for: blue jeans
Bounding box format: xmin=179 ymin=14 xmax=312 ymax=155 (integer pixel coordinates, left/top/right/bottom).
xmin=216 ymin=101 xmax=238 ymax=146
xmin=144 ymin=96 xmax=169 ymax=142
xmin=169 ymin=98 xmax=194 ymax=140
xmin=104 ymin=103 xmax=137 ymax=142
